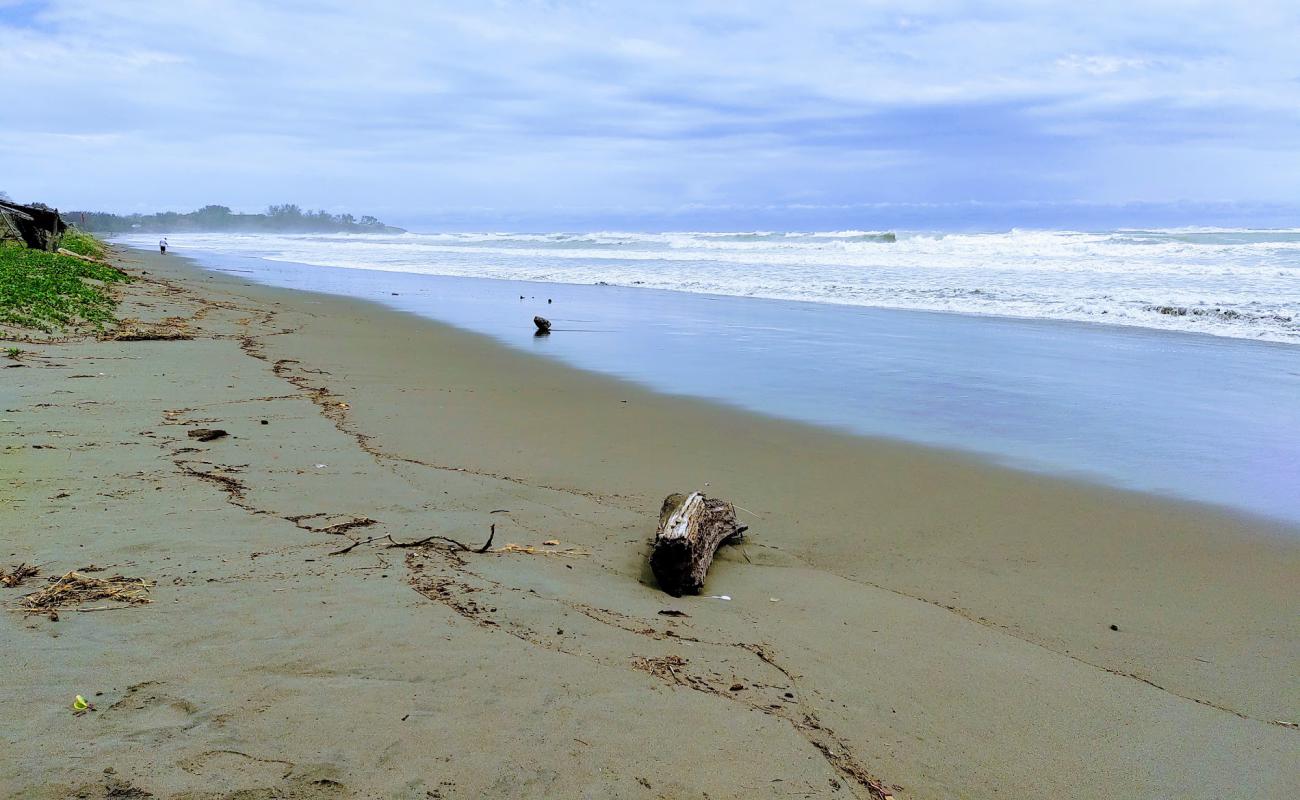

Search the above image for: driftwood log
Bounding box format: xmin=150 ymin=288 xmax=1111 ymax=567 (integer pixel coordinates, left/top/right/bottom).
xmin=57 ymin=247 xmax=108 ymax=265
xmin=533 ymin=315 xmax=552 ymax=334
xmin=651 ymin=492 xmax=746 ymax=596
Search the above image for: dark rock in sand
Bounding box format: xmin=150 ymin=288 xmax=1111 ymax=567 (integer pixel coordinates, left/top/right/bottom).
xmin=187 ymin=428 xmax=229 ymax=442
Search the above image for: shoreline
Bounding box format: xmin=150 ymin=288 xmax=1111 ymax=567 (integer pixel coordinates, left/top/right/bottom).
xmin=176 ymin=242 xmax=1300 ymax=525
xmin=3 ymin=245 xmax=1296 ymax=799
xmin=109 ymin=226 xmax=1300 ymax=347
xmin=236 ymin=256 xmax=1300 ymax=349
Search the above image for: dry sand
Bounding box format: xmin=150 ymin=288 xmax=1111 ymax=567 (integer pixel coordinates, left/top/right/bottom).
xmin=2 ymin=247 xmax=1297 ymax=799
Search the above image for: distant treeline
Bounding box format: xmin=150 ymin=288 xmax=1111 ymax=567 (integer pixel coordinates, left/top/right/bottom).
xmin=63 ymin=204 xmax=404 ymax=234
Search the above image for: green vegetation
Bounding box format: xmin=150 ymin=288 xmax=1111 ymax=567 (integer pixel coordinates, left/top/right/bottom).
xmin=68 ymin=203 xmax=404 ymax=234
xmin=58 ymin=228 xmax=108 ymax=259
xmin=5 ymin=347 xmax=22 ymax=359
xmin=0 ymin=238 xmax=128 ymax=332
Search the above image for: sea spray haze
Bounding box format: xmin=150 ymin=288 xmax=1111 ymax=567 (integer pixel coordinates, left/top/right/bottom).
xmin=119 ymin=229 xmax=1300 ymax=343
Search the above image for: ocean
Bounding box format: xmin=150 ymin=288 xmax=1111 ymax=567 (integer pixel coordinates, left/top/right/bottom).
xmin=121 ymin=228 xmax=1299 ymax=343
xmin=117 ymin=231 xmax=1300 ymax=524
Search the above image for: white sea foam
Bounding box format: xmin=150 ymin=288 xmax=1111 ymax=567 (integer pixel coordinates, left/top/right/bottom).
xmin=118 ymin=229 xmax=1300 ymax=343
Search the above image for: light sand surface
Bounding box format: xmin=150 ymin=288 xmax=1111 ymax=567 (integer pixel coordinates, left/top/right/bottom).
xmin=2 ymin=247 xmax=1296 ymax=799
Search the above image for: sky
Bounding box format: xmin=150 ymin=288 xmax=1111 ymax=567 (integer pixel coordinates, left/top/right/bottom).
xmin=2 ymin=0 xmax=1299 ymax=230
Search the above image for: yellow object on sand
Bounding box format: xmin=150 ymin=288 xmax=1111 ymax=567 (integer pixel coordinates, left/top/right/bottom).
xmin=498 ymin=543 xmax=589 ymax=557
xmin=72 ymin=695 xmax=88 ymax=711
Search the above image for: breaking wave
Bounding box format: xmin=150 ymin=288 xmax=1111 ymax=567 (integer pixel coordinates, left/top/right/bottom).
xmin=117 ymin=228 xmax=1300 ymax=344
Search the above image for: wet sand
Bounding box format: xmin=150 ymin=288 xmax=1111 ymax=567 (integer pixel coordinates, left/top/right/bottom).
xmin=2 ymin=246 xmax=1296 ymax=799
xmin=179 ymin=248 xmax=1300 ymax=524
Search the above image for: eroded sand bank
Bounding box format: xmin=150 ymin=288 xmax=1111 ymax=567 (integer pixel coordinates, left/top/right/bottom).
xmin=3 ymin=247 xmax=1296 ymax=799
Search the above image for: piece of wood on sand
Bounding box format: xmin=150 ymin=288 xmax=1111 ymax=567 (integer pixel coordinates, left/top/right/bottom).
xmin=57 ymin=247 xmax=109 ymax=265
xmin=651 ymin=492 xmax=747 ymax=596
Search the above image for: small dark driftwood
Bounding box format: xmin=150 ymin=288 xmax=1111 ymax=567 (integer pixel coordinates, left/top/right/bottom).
xmin=651 ymin=492 xmax=746 ymax=596
xmin=187 ymin=428 xmax=229 ymax=442
xmin=533 ymin=315 xmax=552 ymax=334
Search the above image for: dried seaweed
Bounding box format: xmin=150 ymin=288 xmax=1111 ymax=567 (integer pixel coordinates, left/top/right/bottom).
xmin=496 ymin=543 xmax=590 ymax=557
xmin=15 ymin=570 xmax=153 ymax=614
xmin=0 ymin=563 xmax=40 ymax=588
xmin=101 ymin=316 xmax=193 ymax=341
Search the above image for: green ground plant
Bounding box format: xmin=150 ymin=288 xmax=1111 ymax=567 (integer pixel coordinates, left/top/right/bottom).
xmin=58 ymin=228 xmax=107 ymax=260
xmin=0 ymin=239 xmax=128 ymax=332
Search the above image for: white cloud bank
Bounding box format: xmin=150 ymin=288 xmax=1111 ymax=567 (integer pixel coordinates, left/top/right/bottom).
xmin=2 ymin=0 xmax=1298 ymax=226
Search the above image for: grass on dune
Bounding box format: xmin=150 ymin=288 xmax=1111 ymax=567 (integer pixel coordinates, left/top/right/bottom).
xmin=58 ymin=227 xmax=108 ymax=260
xmin=0 ymin=238 xmax=129 ymax=332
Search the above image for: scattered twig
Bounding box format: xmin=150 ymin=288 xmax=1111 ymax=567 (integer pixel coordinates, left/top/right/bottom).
xmin=1 ymin=563 xmax=40 ymax=588
xmin=386 ymin=534 xmax=479 ymax=551
xmin=329 ymin=525 xmax=496 ymax=556
xmin=287 ymin=514 xmax=377 ymax=535
xmin=328 ymin=534 xmax=387 ymax=556
xmin=476 ymin=524 xmax=496 ymax=553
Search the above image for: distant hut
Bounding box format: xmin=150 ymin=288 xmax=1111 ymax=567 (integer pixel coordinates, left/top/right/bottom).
xmin=0 ymin=200 xmax=67 ymax=251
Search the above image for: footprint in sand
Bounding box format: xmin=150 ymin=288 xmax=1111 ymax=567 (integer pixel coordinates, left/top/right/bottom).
xmin=103 ymin=681 xmax=202 ymax=740
xmin=178 ymin=752 xmax=344 ymax=797
xmin=179 ymin=749 xmax=293 ymax=785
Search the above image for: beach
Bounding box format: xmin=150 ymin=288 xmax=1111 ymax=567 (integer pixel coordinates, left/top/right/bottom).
xmin=156 ymin=236 xmax=1300 ymax=524
xmin=3 ymin=246 xmax=1297 ymax=799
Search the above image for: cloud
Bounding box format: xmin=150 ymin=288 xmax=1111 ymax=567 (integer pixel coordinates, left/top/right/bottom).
xmin=1 ymin=0 xmax=1297 ymax=225
xmin=1056 ymin=54 xmax=1150 ymax=76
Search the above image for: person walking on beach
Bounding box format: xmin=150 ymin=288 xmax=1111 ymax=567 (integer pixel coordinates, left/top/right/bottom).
xmin=159 ymin=237 xmax=168 ymax=254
